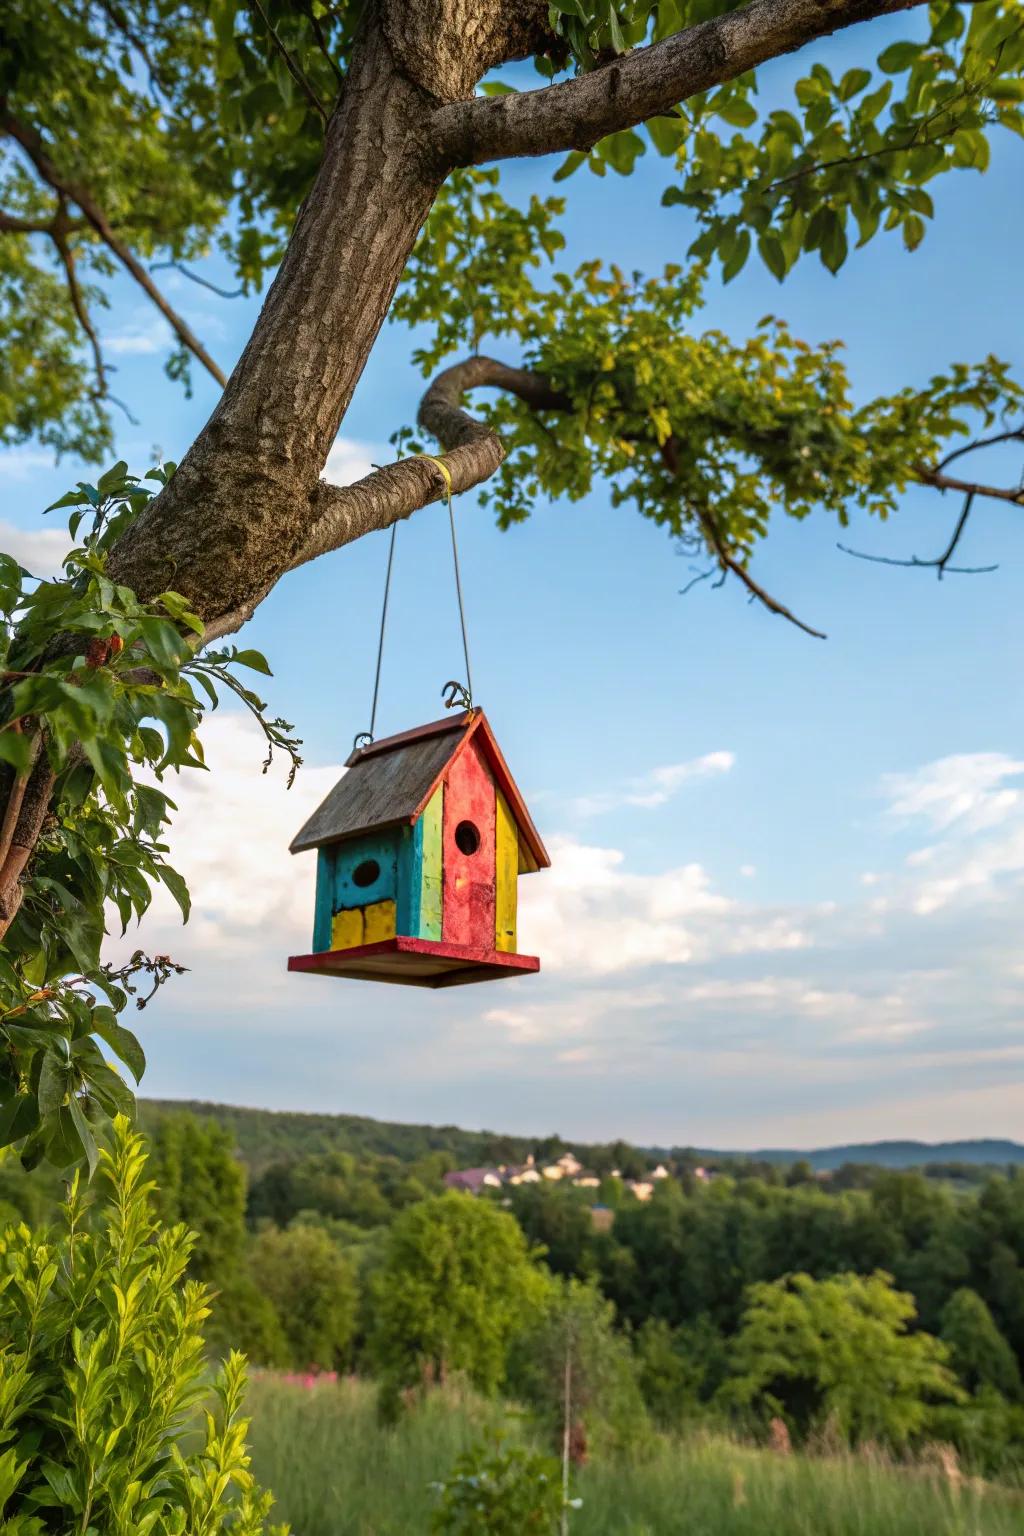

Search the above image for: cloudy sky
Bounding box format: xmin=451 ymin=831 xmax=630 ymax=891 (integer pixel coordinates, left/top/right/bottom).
xmin=3 ymin=17 xmax=1023 ymax=1149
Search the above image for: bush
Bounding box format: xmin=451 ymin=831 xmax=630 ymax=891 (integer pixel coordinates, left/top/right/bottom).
xmin=430 ymin=1437 xmax=571 ymax=1535
xmin=0 ymin=1116 xmax=285 ymax=1534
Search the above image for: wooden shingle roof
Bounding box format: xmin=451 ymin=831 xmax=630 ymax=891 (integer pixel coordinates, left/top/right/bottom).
xmin=289 ymin=710 xmax=549 ymax=870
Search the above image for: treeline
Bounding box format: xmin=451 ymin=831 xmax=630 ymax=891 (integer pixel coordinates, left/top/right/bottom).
xmin=3 ymin=1106 xmax=1024 ymax=1480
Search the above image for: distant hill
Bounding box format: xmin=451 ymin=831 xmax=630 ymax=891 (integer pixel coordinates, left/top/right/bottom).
xmin=727 ymin=1140 xmax=1024 ymax=1171
xmin=139 ymin=1100 xmax=1024 ymax=1176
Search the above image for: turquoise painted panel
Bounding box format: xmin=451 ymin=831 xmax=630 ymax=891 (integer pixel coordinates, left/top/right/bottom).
xmin=332 ymin=830 xmax=399 ymax=913
xmin=396 ymin=822 xmax=421 ymax=937
xmin=313 ymin=847 xmax=335 ymax=952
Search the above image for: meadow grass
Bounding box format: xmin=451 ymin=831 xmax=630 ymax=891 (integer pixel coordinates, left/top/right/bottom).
xmin=246 ymin=1375 xmax=1023 ymax=1536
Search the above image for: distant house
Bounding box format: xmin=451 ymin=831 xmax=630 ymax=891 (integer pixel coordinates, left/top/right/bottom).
xmin=506 ymin=1154 xmax=543 ymax=1186
xmin=444 ymin=1168 xmax=503 ymax=1194
xmin=574 ymin=1174 xmax=601 ymax=1189
xmin=651 ymin=1164 xmax=670 ymax=1180
xmin=542 ymin=1152 xmax=584 ymax=1181
xmin=626 ymin=1180 xmax=655 ymax=1202
xmin=590 ymin=1205 xmax=615 ymax=1233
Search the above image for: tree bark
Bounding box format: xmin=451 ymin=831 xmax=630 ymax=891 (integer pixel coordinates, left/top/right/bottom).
xmin=107 ymin=0 xmax=551 ymax=636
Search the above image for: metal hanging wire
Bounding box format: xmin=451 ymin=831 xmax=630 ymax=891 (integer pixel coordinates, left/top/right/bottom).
xmin=353 ymin=456 xmax=474 ymax=752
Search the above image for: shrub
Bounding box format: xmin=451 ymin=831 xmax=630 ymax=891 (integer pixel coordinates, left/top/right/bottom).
xmin=430 ymin=1437 xmax=571 ymax=1535
xmin=0 ymin=1116 xmax=286 ymax=1534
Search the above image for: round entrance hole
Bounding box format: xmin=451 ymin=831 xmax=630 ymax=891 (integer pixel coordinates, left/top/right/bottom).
xmin=454 ymin=820 xmax=481 ymax=856
xmin=352 ymin=858 xmax=381 ymax=888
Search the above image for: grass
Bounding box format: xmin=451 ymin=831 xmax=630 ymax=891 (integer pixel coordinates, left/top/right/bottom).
xmin=245 ymin=1374 xmax=1024 ymax=1536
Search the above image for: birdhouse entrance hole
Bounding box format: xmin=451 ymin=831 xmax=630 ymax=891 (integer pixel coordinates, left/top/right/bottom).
xmin=454 ymin=820 xmax=480 ymax=855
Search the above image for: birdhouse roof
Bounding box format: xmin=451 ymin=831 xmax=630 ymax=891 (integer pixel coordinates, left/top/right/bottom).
xmin=289 ymin=710 xmax=550 ymax=870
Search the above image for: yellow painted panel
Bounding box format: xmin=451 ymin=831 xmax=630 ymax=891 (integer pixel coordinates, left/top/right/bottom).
xmin=495 ymin=790 xmax=518 ymax=953
xmin=363 ymin=898 xmax=397 ymax=944
xmin=331 ymin=907 xmax=364 ymax=951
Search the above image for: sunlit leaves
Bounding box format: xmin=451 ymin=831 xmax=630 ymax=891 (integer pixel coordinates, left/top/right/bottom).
xmin=660 ymin=0 xmax=1024 ymax=280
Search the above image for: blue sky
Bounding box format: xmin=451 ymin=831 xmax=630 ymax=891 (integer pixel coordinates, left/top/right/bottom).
xmin=3 ymin=21 xmax=1023 ymax=1148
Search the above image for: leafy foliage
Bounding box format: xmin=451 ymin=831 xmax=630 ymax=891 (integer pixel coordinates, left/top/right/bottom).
xmin=0 ymin=1115 xmax=286 ymax=1534
xmin=722 ymin=1269 xmax=963 ymax=1444
xmin=430 ymin=1437 xmax=569 ymax=1536
xmin=0 ymin=465 xmax=297 ymax=1172
xmin=248 ymin=1225 xmax=357 ymax=1372
xmin=368 ymin=1193 xmax=548 ymax=1398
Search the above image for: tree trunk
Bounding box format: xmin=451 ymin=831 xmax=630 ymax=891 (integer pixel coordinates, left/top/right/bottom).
xmin=109 ymin=0 xmax=546 ymax=631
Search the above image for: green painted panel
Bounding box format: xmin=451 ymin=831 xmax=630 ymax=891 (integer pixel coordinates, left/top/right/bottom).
xmin=420 ymin=784 xmax=443 ymax=940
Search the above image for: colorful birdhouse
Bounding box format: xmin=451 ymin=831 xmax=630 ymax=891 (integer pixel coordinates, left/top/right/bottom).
xmin=287 ymin=710 xmax=549 ymax=988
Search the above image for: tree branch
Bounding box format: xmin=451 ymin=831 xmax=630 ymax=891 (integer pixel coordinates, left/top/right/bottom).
xmin=247 ymin=0 xmax=329 ymax=126
xmin=433 ymin=0 xmax=927 ymax=166
xmin=0 ymin=105 xmax=227 ymax=389
xmin=50 ymin=200 xmax=106 ymax=395
xmin=914 ymin=463 xmax=1024 ymax=505
xmin=287 ymin=356 xmax=569 ymax=575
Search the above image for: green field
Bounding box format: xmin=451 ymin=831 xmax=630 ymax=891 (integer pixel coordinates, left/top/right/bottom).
xmin=245 ymin=1375 xmax=1023 ymax=1536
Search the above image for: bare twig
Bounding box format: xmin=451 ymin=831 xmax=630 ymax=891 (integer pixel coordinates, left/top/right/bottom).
xmin=150 ymin=260 xmax=245 ymax=299
xmin=837 ymin=488 xmax=998 ymax=577
xmin=934 ymin=426 xmax=1024 ymax=474
xmin=301 ymin=0 xmax=345 ymax=87
xmin=50 ymin=199 xmax=106 ymax=394
xmin=248 ymin=0 xmax=329 ymax=125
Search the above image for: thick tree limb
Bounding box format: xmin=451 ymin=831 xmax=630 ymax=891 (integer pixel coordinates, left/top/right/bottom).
xmin=0 ymin=105 xmax=227 ymax=388
xmin=288 ymin=356 xmax=569 ymax=575
xmin=433 ymin=0 xmax=928 ymax=166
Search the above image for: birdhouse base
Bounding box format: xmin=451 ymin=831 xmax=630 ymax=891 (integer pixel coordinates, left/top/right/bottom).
xmin=287 ymin=936 xmax=541 ymax=989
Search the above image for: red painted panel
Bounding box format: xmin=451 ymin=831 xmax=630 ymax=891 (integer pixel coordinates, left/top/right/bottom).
xmin=442 ymin=737 xmax=496 ymax=946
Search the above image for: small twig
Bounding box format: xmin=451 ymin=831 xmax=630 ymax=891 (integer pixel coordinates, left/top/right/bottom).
xmin=248 ymin=0 xmax=329 ymax=125
xmin=837 ymin=485 xmax=997 ymax=578
xmin=106 ymin=392 xmax=140 ymax=426
xmin=50 ymin=199 xmax=106 ymax=394
xmin=150 ymin=260 xmax=245 ymax=299
xmin=934 ymin=426 xmax=1024 ymax=474
xmin=837 ymin=542 xmax=997 ymax=576
xmin=660 ymin=436 xmax=825 ymax=638
xmin=302 ymin=0 xmax=345 ymax=87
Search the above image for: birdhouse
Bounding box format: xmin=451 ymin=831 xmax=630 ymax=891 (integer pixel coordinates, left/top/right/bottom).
xmin=287 ymin=710 xmax=549 ymax=988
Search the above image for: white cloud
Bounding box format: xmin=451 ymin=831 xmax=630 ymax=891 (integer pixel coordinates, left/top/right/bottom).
xmin=518 ymin=834 xmax=806 ymax=976
xmin=107 ymin=316 xmax=169 ymax=356
xmin=570 ymin=750 xmax=735 ymax=818
xmin=883 ymin=752 xmax=1024 ymax=834
xmin=0 ymin=448 xmax=56 ymax=483
xmin=323 ymin=437 xmax=381 ymax=485
xmin=108 ymin=714 xmax=340 ymax=1007
xmin=0 ymin=519 xmax=71 ymax=576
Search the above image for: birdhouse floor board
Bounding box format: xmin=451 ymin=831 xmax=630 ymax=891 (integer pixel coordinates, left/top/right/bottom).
xmin=287 ymin=937 xmax=540 ymax=989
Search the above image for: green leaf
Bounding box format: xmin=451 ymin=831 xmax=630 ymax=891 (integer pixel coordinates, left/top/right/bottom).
xmin=68 ymin=1093 xmax=98 ymax=1178
xmin=820 ymin=210 xmax=848 ymax=274
xmin=37 ymin=1052 xmax=70 ymax=1120
xmin=0 ymin=1094 xmax=40 ymax=1150
xmin=716 ymin=97 xmax=757 ymax=128
xmin=877 ymin=41 xmax=924 ymax=73
xmin=757 ymin=231 xmax=787 ymax=281
xmin=158 ymin=863 xmax=192 ymax=924
xmin=91 ymin=1006 xmax=146 ymax=1082
xmin=721 ymin=228 xmax=752 ymax=283
xmin=231 ymin=648 xmax=273 ymax=676
xmin=839 ymin=68 xmax=871 ymax=101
